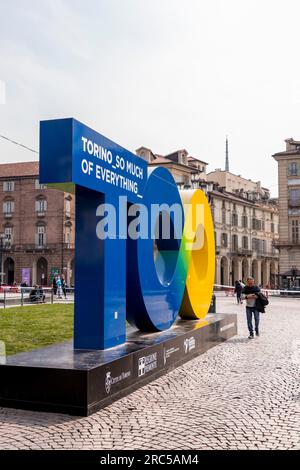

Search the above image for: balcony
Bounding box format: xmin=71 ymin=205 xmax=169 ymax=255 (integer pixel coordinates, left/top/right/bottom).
xmin=7 ymin=243 xmax=75 ymax=253
xmin=274 ymin=240 xmax=300 ymax=248
xmin=228 ymin=248 xmax=248 ymax=256
xmin=4 ymin=212 xmax=13 ymax=218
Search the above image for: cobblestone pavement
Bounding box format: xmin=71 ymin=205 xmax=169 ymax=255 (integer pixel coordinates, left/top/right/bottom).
xmin=0 ymin=297 xmax=299 ymax=450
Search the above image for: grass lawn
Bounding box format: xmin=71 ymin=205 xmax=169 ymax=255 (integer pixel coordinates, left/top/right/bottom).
xmin=0 ymin=304 xmax=74 ymax=356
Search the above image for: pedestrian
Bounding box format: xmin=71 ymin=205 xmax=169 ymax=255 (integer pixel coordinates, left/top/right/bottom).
xmin=29 ymin=284 xmax=39 ymax=303
xmin=56 ymin=276 xmax=62 ymax=299
xmin=234 ymin=280 xmax=243 ymax=304
xmin=242 ymin=276 xmax=261 ymax=339
xmin=38 ymin=285 xmax=46 ymax=303
xmin=61 ymin=274 xmax=67 ymax=299
xmin=52 ymin=275 xmax=57 ymax=296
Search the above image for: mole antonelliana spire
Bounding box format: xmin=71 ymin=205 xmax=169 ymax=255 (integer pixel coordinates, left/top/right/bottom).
xmin=225 ymin=135 xmax=229 ymax=172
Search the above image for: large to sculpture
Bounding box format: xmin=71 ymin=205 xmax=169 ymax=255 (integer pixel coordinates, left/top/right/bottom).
xmin=40 ymin=118 xmax=215 ymax=350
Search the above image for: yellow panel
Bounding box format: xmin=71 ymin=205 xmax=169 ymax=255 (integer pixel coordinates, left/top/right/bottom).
xmin=179 ymin=189 xmax=215 ymax=320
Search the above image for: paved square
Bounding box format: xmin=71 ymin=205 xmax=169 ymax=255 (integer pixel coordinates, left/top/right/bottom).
xmin=0 ymin=296 xmax=299 ymax=450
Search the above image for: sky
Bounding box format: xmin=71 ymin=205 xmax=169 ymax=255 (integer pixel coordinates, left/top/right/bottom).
xmin=1 ymin=0 xmax=300 ymax=197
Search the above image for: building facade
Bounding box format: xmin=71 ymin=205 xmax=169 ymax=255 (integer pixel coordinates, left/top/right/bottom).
xmin=273 ymin=138 xmax=300 ymax=288
xmin=211 ymin=187 xmax=279 ymax=287
xmin=0 ymin=162 xmax=75 ymax=286
xmin=137 ymin=147 xmax=279 ymax=287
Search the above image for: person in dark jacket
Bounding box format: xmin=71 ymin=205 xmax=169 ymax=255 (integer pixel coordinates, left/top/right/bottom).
xmin=29 ymin=285 xmax=40 ymax=303
xmin=242 ymin=276 xmax=261 ymax=339
xmin=52 ymin=276 xmax=57 ymax=296
xmin=234 ymin=280 xmax=243 ymax=304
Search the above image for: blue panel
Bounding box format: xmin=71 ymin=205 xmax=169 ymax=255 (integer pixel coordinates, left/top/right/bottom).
xmin=40 ymin=118 xmax=147 ymax=204
xmin=40 ymin=118 xmax=73 ymax=184
xmin=126 ymin=167 xmax=188 ymax=331
xmin=74 ymin=186 xmax=126 ymax=349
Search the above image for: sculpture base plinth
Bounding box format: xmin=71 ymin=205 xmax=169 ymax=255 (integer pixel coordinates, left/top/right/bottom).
xmin=0 ymin=313 xmax=237 ymax=416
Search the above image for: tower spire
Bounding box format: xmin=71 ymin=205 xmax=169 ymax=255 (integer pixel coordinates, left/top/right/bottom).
xmin=225 ymin=135 xmax=229 ymax=172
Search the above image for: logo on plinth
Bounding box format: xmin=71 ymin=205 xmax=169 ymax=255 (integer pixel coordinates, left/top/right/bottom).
xmin=138 ymin=353 xmax=157 ymax=377
xmin=105 ymin=370 xmax=131 ymax=394
xmin=105 ymin=372 xmax=112 ymax=394
xmin=184 ymin=337 xmax=196 ymax=354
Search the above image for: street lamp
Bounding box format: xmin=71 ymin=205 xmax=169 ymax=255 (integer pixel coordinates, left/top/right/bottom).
xmin=0 ymin=233 xmax=9 ymax=285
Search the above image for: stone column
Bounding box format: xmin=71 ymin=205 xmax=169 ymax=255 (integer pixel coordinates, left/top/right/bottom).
xmin=32 ymin=259 xmax=37 ymax=286
xmin=256 ymin=260 xmax=262 ymax=285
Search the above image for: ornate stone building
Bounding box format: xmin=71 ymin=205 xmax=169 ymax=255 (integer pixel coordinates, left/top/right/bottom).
xmin=0 ymin=162 xmax=75 ymax=286
xmin=273 ymin=138 xmax=300 ymax=288
xmin=136 ymin=147 xmax=279 ymax=287
xmin=210 ymin=184 xmax=279 ymax=287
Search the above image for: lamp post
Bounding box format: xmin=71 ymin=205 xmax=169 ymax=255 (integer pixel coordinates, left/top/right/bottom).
xmin=291 ymin=265 xmax=297 ymax=289
xmin=0 ymin=233 xmax=8 ymax=285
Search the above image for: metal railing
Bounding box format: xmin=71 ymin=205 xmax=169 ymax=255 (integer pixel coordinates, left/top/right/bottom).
xmin=0 ymin=286 xmax=74 ymax=308
xmin=214 ymin=284 xmax=300 ymax=298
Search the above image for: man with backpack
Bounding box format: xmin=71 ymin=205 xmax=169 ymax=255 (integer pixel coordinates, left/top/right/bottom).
xmin=242 ymin=276 xmax=268 ymax=339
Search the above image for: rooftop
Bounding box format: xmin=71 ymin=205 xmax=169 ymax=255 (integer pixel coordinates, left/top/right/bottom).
xmin=0 ymin=161 xmax=39 ymax=178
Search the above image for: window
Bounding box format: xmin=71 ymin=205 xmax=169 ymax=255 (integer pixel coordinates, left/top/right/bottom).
xmin=292 ymin=220 xmax=299 ymax=243
xmin=221 ymin=233 xmax=228 ymax=247
xmin=252 ymin=238 xmax=262 ymax=252
xmin=65 ymin=225 xmax=72 ymax=244
xmin=242 ymin=215 xmax=248 ymax=228
xmin=232 ymin=213 xmax=238 ymax=226
xmin=271 ymin=222 xmax=275 ymax=233
xmin=222 ymin=209 xmax=226 ymax=224
xmin=232 ymin=234 xmax=238 ymax=250
xmin=35 ymin=199 xmax=47 ymax=213
xmin=288 ymin=162 xmax=299 ymax=176
xmin=35 ymin=179 xmax=47 ymax=190
xmin=289 ymin=188 xmax=300 ymax=206
xmin=242 ymin=236 xmax=248 ymax=249
xmin=4 ymin=227 xmax=13 ymax=246
xmin=252 ymin=238 xmax=263 ymax=253
xmin=3 ymin=181 xmax=15 ymax=192
xmin=252 ymin=218 xmax=262 ymax=230
xmin=3 ymin=200 xmax=14 ymax=215
xmin=65 ymin=199 xmax=71 ymax=216
xmin=36 ymin=226 xmax=46 ymax=247
xmin=179 ymin=153 xmax=188 ymax=166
